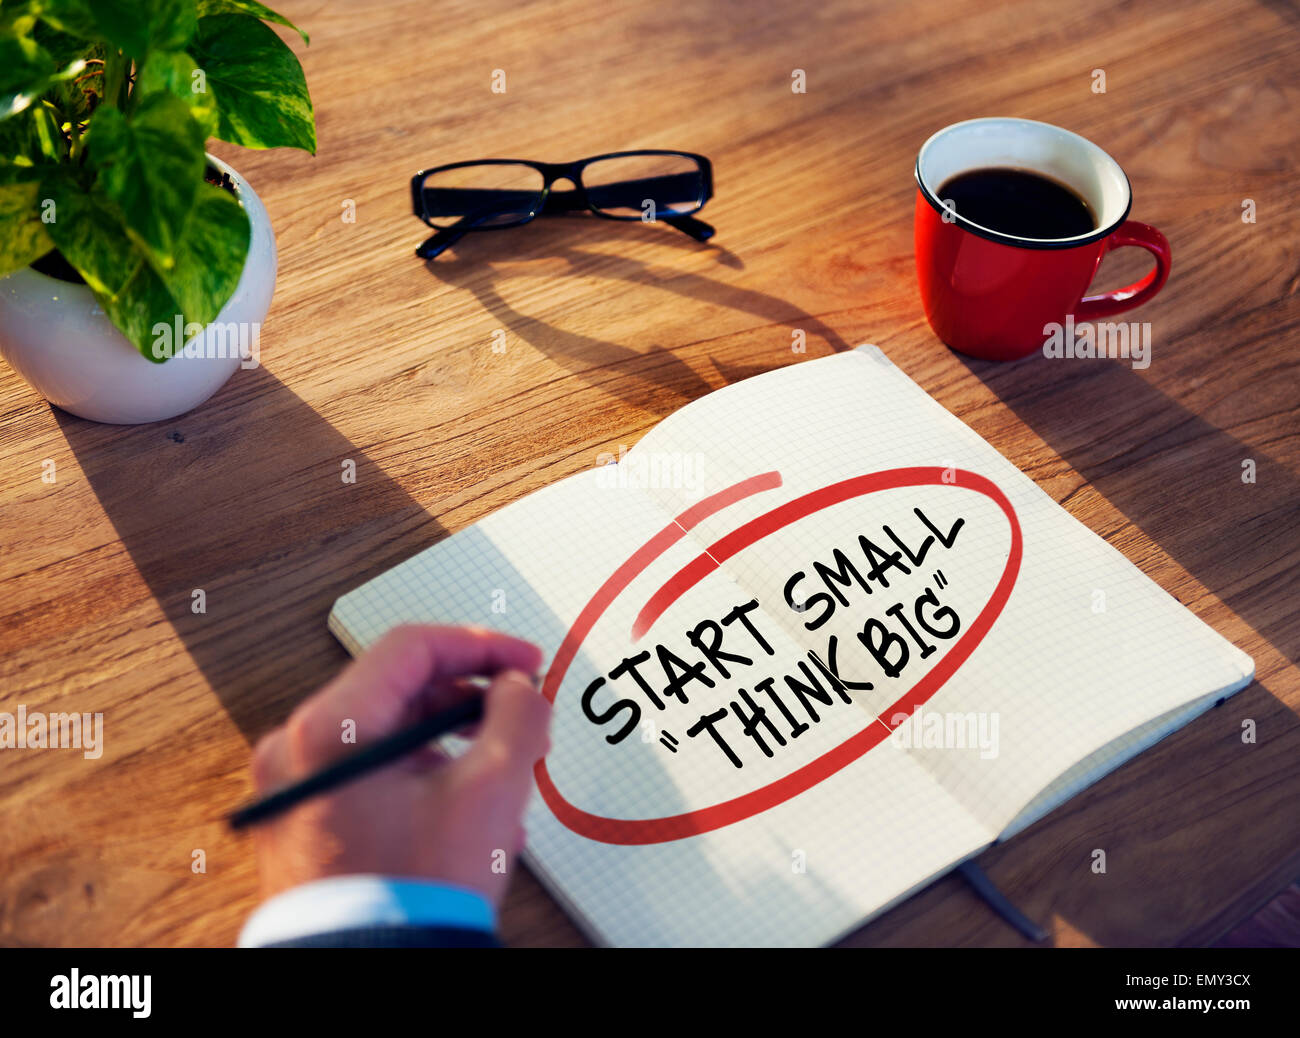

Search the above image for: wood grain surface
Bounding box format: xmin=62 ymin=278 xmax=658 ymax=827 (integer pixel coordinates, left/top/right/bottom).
xmin=0 ymin=0 xmax=1296 ymax=947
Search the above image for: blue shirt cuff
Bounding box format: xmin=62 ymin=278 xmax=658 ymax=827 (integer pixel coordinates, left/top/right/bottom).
xmin=237 ymin=875 xmax=496 ymax=947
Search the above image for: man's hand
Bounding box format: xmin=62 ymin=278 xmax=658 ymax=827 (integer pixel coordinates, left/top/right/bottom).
xmin=248 ymin=625 xmax=550 ymax=907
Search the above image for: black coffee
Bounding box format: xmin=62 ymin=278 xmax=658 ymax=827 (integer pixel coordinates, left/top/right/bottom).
xmin=937 ymin=167 xmax=1095 ymax=239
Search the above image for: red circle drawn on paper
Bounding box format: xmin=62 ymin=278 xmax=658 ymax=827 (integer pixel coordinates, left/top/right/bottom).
xmin=533 ymin=467 xmax=1022 ymax=845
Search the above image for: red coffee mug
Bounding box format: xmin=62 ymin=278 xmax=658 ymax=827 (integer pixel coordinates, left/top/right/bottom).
xmin=914 ymin=117 xmax=1171 ymax=361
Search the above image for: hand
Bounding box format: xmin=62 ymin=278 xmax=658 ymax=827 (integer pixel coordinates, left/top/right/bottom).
xmin=248 ymin=625 xmax=550 ymax=908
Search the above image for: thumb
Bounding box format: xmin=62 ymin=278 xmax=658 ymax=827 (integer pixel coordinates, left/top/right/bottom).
xmin=464 ymin=669 xmax=551 ymax=778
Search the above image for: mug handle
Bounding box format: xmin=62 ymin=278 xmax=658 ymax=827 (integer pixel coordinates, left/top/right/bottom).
xmin=1073 ymin=219 xmax=1171 ymax=321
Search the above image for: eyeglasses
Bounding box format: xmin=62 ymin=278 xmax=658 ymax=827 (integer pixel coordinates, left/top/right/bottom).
xmin=410 ymin=150 xmax=714 ymax=259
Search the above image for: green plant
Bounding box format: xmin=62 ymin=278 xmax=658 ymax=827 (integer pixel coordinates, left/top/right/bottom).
xmin=0 ymin=0 xmax=314 ymax=360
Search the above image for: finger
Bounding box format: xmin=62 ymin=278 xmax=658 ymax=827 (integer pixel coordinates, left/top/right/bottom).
xmin=415 ymin=674 xmax=489 ymax=720
xmin=337 ymin=625 xmax=541 ymax=723
xmin=250 ymin=728 xmax=289 ymax=791
xmin=404 ymin=739 xmax=452 ymax=773
xmin=288 ymin=626 xmax=542 ymax=764
xmin=463 ymin=669 xmax=551 ymax=780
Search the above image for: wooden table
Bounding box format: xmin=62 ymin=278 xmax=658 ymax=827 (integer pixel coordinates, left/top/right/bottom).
xmin=1 ymin=0 xmax=1296 ymax=948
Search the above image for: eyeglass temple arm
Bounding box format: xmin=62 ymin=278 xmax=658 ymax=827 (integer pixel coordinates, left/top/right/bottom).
xmin=570 ymin=172 xmax=713 ymax=240
xmin=416 ymin=225 xmax=467 ymax=260
xmin=665 ymin=214 xmax=714 ymax=242
xmin=416 ymin=210 xmax=498 ymax=259
xmin=540 ymin=189 xmax=713 ymax=240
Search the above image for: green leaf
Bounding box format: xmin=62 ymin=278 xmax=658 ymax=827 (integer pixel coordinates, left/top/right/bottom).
xmin=88 ymin=91 xmax=205 ymax=269
xmin=0 ymin=32 xmax=48 ymax=99
xmin=32 ymin=19 xmax=96 ymax=60
xmin=34 ymin=23 xmax=100 ymax=95
xmin=0 ymin=2 xmax=39 ymax=35
xmin=25 ymin=0 xmax=98 ymax=40
xmin=189 ymin=13 xmax=315 ymax=153
xmin=29 ymin=100 xmax=63 ymax=159
xmin=0 ymin=155 xmax=59 ymax=183
xmin=0 ymin=179 xmax=53 ymax=275
xmin=96 ymin=251 xmax=193 ymax=362
xmin=88 ymin=0 xmax=197 ymax=59
xmin=45 ymin=185 xmax=183 ymax=360
xmin=0 ymin=31 xmax=85 ymax=122
xmin=195 ymin=0 xmax=308 ymax=45
xmin=0 ymin=105 xmax=45 ymax=162
xmin=43 ymin=173 xmax=251 ymax=361
xmin=135 ymin=49 xmax=219 ymax=138
xmin=40 ymin=175 xmax=136 ymax=298
xmin=151 ymin=181 xmax=248 ymax=325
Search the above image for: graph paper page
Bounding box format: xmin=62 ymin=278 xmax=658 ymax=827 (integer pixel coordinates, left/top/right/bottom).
xmin=626 ymin=346 xmax=1254 ymax=838
xmin=331 ymin=462 xmax=990 ymax=946
xmin=331 ymin=346 xmax=1252 ymax=944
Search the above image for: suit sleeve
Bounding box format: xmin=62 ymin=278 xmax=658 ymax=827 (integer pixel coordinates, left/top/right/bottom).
xmin=238 ymin=875 xmax=500 ymax=948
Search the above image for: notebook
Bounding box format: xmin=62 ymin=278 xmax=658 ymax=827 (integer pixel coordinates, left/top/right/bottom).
xmin=329 ymin=345 xmax=1254 ymax=946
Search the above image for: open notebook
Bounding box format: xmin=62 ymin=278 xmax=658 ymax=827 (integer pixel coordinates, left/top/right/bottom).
xmin=329 ymin=346 xmax=1253 ymax=946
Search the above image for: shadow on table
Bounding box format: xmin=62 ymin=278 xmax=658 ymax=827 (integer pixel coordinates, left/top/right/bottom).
xmin=423 ymin=216 xmax=853 ymax=411
xmin=54 ymin=365 xmax=446 ymax=743
xmin=55 ymin=223 xmax=851 ymax=745
xmin=54 ymin=354 xmax=865 ymax=946
xmin=954 ymin=351 xmax=1300 ymax=667
xmin=947 ymin=349 xmax=1300 ymax=948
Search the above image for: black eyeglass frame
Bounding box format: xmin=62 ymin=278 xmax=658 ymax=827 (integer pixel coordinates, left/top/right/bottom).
xmin=410 ymin=149 xmax=715 ymax=259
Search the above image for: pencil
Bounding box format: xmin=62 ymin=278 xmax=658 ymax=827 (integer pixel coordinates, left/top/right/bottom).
xmin=228 ymin=694 xmax=485 ymax=830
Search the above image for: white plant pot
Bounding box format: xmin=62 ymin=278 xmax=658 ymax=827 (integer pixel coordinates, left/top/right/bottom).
xmin=0 ymin=153 xmax=276 ymax=425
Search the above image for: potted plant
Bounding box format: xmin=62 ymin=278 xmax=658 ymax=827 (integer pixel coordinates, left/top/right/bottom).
xmin=0 ymin=0 xmax=315 ymax=424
